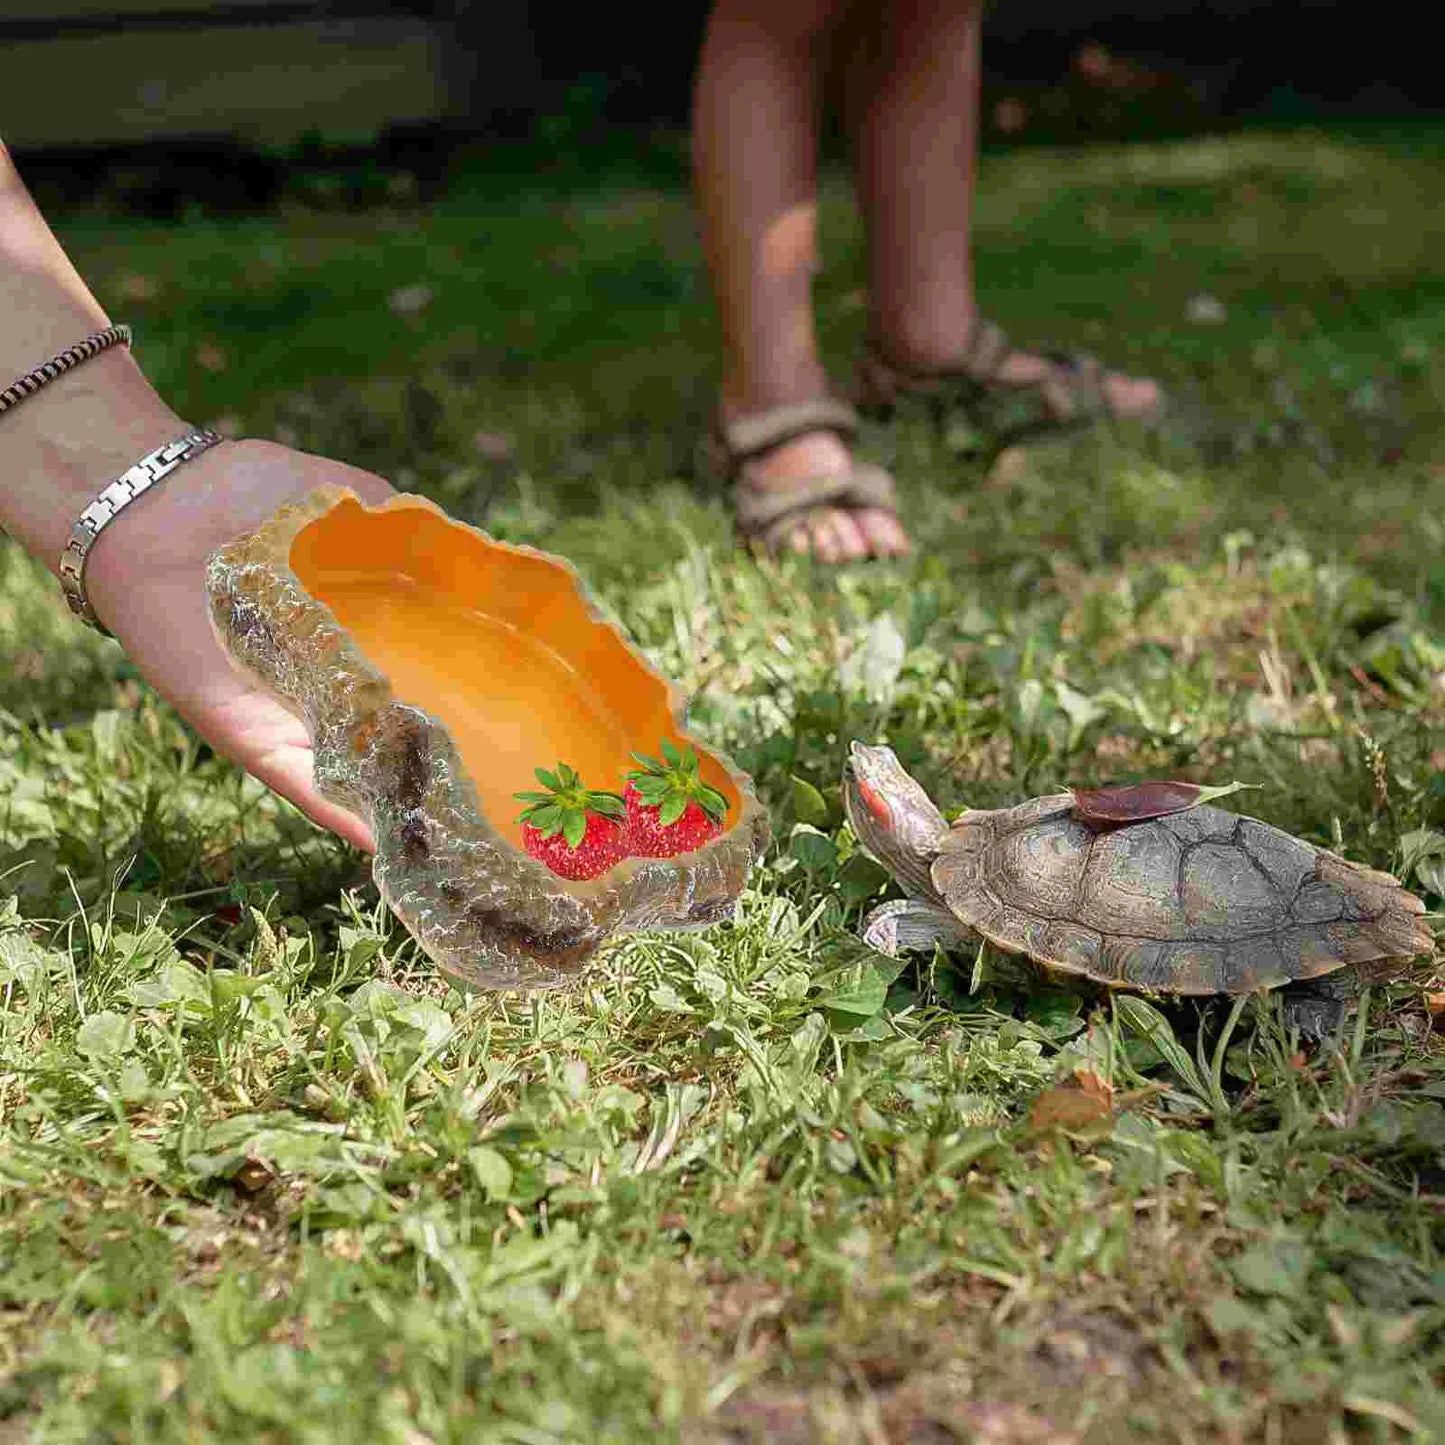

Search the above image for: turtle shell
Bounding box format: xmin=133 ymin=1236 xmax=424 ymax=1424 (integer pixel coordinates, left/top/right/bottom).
xmin=930 ymin=793 xmax=1432 ymax=995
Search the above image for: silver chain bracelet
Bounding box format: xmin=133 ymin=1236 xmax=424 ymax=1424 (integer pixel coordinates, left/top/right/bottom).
xmin=58 ymin=428 xmax=225 ymax=636
xmin=0 ymin=324 xmax=133 ymax=418
xmin=3 ymin=324 xmax=230 ymax=635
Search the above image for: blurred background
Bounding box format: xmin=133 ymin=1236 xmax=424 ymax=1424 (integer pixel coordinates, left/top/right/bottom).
xmin=2 ymin=0 xmax=1434 ymax=212
xmin=1 ymin=0 xmax=1439 ymax=635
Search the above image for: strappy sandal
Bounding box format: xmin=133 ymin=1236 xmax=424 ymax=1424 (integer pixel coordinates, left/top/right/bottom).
xmin=854 ymin=319 xmax=1163 ymax=451
xmin=709 ymin=397 xmax=903 ymax=558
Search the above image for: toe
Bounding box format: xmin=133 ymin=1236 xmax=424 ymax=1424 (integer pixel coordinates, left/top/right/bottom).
xmin=830 ymin=508 xmax=875 ymax=562
xmin=857 ymin=507 xmax=911 ymax=558
xmin=811 ymin=510 xmax=851 ymax=564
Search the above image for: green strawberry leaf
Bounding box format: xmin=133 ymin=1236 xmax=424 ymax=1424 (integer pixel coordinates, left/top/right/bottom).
xmin=696 ymin=785 xmax=729 ymax=822
xmin=517 ymin=801 xmax=563 ymax=831
xmin=517 ymin=761 xmax=625 ymax=841
xmin=625 ymin=738 xmax=730 ymax=828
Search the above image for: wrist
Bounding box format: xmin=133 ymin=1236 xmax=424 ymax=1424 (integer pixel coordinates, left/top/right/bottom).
xmin=0 ymin=343 xmax=188 ymax=568
xmin=82 ymin=437 xmax=397 ymax=636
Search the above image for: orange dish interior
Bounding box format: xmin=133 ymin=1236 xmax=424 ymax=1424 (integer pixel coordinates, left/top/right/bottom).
xmin=287 ymin=495 xmax=740 ymax=849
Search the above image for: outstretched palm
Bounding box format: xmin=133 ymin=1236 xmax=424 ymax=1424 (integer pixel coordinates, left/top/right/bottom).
xmin=84 ymin=438 xmax=396 ymax=853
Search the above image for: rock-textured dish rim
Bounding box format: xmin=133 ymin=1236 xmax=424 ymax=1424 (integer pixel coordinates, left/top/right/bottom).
xmin=204 ymin=484 xmax=772 ymax=990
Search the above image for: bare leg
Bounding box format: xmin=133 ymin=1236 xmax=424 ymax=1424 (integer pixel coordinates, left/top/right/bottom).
xmin=693 ymin=0 xmax=911 ymax=562
xmin=854 ymin=0 xmax=1159 ymax=414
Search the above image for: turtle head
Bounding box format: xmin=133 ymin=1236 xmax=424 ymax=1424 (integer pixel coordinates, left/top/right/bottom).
xmin=842 ymin=741 xmax=950 ymax=900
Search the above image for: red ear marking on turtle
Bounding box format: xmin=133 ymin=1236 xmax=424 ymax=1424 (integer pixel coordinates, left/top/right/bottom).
xmin=1069 ymin=779 xmax=1259 ymax=825
xmin=855 ymin=778 xmax=894 ymax=828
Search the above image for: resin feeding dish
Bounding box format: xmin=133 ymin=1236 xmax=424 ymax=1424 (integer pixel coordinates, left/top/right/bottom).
xmin=205 ymin=486 xmax=770 ymax=989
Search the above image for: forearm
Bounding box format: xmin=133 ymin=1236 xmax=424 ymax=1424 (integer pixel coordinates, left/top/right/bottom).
xmin=0 ymin=140 xmax=187 ymax=569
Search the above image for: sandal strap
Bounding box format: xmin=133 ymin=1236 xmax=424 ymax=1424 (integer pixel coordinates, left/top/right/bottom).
xmin=858 ymin=325 xmax=1132 ymax=423
xmin=735 ymin=462 xmax=898 ymax=536
xmin=1037 ymin=349 xmax=1108 ymax=420
xmin=835 ymin=461 xmax=898 ymax=513
xmin=719 ymin=397 xmax=860 ymax=461
xmin=1041 ymin=347 xmax=1104 ymax=379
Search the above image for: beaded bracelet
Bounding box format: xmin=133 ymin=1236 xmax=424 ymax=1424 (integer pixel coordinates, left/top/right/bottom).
xmin=0 ymin=324 xmax=133 ymax=419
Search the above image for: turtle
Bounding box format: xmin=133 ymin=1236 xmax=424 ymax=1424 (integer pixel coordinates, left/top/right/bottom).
xmin=841 ymin=741 xmax=1436 ymax=1038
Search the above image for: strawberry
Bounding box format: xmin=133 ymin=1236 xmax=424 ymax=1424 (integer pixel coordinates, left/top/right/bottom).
xmin=623 ymin=740 xmax=730 ymax=857
xmin=514 ymin=763 xmax=629 ymax=880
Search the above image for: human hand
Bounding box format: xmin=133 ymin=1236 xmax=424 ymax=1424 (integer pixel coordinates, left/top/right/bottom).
xmin=83 ymin=437 xmax=396 ymax=853
xmin=1 ymin=146 xmax=399 ymax=851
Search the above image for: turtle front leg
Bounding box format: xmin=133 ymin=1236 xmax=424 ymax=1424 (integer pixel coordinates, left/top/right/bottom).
xmin=1276 ymin=972 xmax=1356 ymax=1043
xmin=861 ymin=899 xmax=978 ymax=957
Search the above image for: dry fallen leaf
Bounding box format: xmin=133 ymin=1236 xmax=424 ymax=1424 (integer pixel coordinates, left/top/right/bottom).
xmin=1027 ymin=1069 xmax=1115 ymax=1133
xmin=1186 ymin=293 xmax=1228 ymax=326
xmin=388 ymin=283 xmax=434 ymax=317
xmin=324 ymin=1228 xmax=364 ymax=1261
xmin=1073 ymin=1066 xmax=1114 ymax=1103
xmin=115 ymin=271 xmax=158 ymax=302
xmin=474 ymin=431 xmax=514 ymax=462
xmin=985 ymin=445 xmax=1030 ymax=489
xmin=233 ymin=1158 xmax=273 ymax=1194
xmin=993 ymin=98 xmax=1029 ymax=133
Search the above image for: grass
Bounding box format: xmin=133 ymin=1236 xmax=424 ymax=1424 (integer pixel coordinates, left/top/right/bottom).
xmin=2 ymin=120 xmax=1444 ymax=1441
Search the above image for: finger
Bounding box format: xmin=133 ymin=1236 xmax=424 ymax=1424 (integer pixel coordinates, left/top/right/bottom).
xmin=192 ymin=689 xmax=377 ymax=854
xmin=103 ymin=565 xmax=377 ymax=849
xmin=239 ymin=734 xmax=377 ymax=855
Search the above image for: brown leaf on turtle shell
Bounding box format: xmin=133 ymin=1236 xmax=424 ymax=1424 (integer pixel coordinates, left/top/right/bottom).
xmin=1069 ymin=779 xmax=1257 ymax=824
xmin=1026 ymin=1069 xmax=1114 ymax=1133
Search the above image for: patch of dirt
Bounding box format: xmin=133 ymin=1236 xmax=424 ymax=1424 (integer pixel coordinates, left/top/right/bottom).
xmin=706 ymin=1392 xmax=814 ymax=1444
xmin=878 ymin=1381 xmax=1075 ymax=1444
xmin=704 ymin=1383 xmax=1075 ymax=1445
xmin=1030 ymin=1309 xmax=1150 ymax=1391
